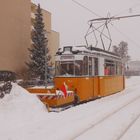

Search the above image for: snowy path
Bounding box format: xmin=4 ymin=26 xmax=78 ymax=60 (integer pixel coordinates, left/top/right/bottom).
xmin=120 ymin=116 xmax=140 ymax=140
xmin=1 ymin=77 xmax=140 ymax=140
xmin=74 ymin=91 xmax=140 ymax=140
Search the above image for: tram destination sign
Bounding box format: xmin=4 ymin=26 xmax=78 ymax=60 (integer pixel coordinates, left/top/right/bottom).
xmin=60 ymin=55 xmax=74 ymax=60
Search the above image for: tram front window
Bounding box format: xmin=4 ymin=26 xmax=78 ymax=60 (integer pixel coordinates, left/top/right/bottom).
xmin=56 ymin=61 xmax=74 ymax=76
xmin=75 ymin=60 xmax=83 ymax=75
xmin=56 ymin=60 xmax=83 ymax=76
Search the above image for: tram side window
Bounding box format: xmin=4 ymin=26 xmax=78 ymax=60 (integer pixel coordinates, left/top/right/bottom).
xmin=104 ymin=60 xmax=116 ymax=75
xmin=83 ymin=56 xmax=88 ymax=75
xmin=89 ymin=57 xmax=92 ymax=76
xmin=94 ymin=58 xmax=98 ymax=75
xmin=75 ymin=60 xmax=83 ymax=76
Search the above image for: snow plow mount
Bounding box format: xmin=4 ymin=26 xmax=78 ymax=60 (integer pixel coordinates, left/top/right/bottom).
xmin=27 ymin=88 xmax=75 ymax=112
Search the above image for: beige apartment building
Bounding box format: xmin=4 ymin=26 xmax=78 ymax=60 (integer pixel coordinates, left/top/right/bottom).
xmin=0 ymin=1 xmax=59 ymax=77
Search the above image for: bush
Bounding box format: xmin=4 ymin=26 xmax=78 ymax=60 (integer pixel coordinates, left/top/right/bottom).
xmin=0 ymin=71 xmax=16 ymax=99
xmin=0 ymin=71 xmax=16 ymax=82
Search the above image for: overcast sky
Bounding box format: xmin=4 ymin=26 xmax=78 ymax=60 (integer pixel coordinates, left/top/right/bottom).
xmin=32 ymin=0 xmax=140 ymax=60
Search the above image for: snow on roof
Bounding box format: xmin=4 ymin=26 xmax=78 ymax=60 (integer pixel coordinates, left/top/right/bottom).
xmin=57 ymin=45 xmax=120 ymax=60
xmin=72 ymin=45 xmax=90 ymax=52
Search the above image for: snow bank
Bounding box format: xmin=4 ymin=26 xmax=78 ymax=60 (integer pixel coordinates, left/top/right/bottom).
xmin=0 ymin=83 xmax=47 ymax=135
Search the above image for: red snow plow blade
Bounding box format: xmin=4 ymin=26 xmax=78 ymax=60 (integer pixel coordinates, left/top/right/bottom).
xmin=27 ymin=88 xmax=75 ymax=111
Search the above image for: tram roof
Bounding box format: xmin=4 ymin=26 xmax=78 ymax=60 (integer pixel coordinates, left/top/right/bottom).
xmin=56 ymin=45 xmax=121 ymax=59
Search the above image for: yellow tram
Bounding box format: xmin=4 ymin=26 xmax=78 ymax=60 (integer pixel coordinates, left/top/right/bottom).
xmin=27 ymin=45 xmax=125 ymax=110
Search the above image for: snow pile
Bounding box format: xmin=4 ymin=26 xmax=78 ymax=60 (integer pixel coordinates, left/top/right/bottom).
xmin=0 ymin=83 xmax=47 ymax=134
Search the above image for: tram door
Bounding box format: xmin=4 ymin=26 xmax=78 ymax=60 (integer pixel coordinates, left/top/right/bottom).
xmin=93 ymin=58 xmax=99 ymax=98
xmin=88 ymin=57 xmax=94 ymax=98
xmin=89 ymin=57 xmax=93 ymax=76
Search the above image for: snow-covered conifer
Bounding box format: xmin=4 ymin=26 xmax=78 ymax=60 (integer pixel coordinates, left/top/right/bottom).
xmin=27 ymin=4 xmax=53 ymax=83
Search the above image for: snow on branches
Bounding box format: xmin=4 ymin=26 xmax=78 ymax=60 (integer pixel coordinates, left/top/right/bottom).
xmin=27 ymin=4 xmax=53 ymax=83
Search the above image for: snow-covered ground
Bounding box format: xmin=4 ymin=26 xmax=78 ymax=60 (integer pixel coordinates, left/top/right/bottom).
xmin=1 ymin=77 xmax=140 ymax=140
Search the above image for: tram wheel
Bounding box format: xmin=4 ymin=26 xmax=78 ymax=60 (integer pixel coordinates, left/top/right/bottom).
xmin=74 ymin=94 xmax=80 ymax=106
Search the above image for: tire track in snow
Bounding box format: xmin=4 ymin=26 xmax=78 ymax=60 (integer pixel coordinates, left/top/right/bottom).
xmin=116 ymin=114 xmax=140 ymax=140
xmin=71 ymin=88 xmax=140 ymax=140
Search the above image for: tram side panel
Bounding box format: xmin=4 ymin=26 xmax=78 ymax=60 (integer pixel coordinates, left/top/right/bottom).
xmin=99 ymin=76 xmax=124 ymax=97
xmin=76 ymin=77 xmax=94 ymax=102
xmin=93 ymin=77 xmax=99 ymax=98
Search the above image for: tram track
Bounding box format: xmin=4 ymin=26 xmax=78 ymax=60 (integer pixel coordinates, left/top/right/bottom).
xmin=115 ymin=113 xmax=140 ymax=140
xmin=71 ymin=87 xmax=140 ymax=140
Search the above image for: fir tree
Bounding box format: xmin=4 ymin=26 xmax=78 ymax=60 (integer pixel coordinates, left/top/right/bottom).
xmin=27 ymin=4 xmax=53 ymax=83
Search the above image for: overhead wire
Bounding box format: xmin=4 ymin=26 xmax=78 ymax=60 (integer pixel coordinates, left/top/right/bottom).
xmin=111 ymin=24 xmax=140 ymax=49
xmin=71 ymin=0 xmax=102 ymax=18
xmin=111 ymin=3 xmax=140 ymax=49
xmin=71 ymin=0 xmax=140 ymax=49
